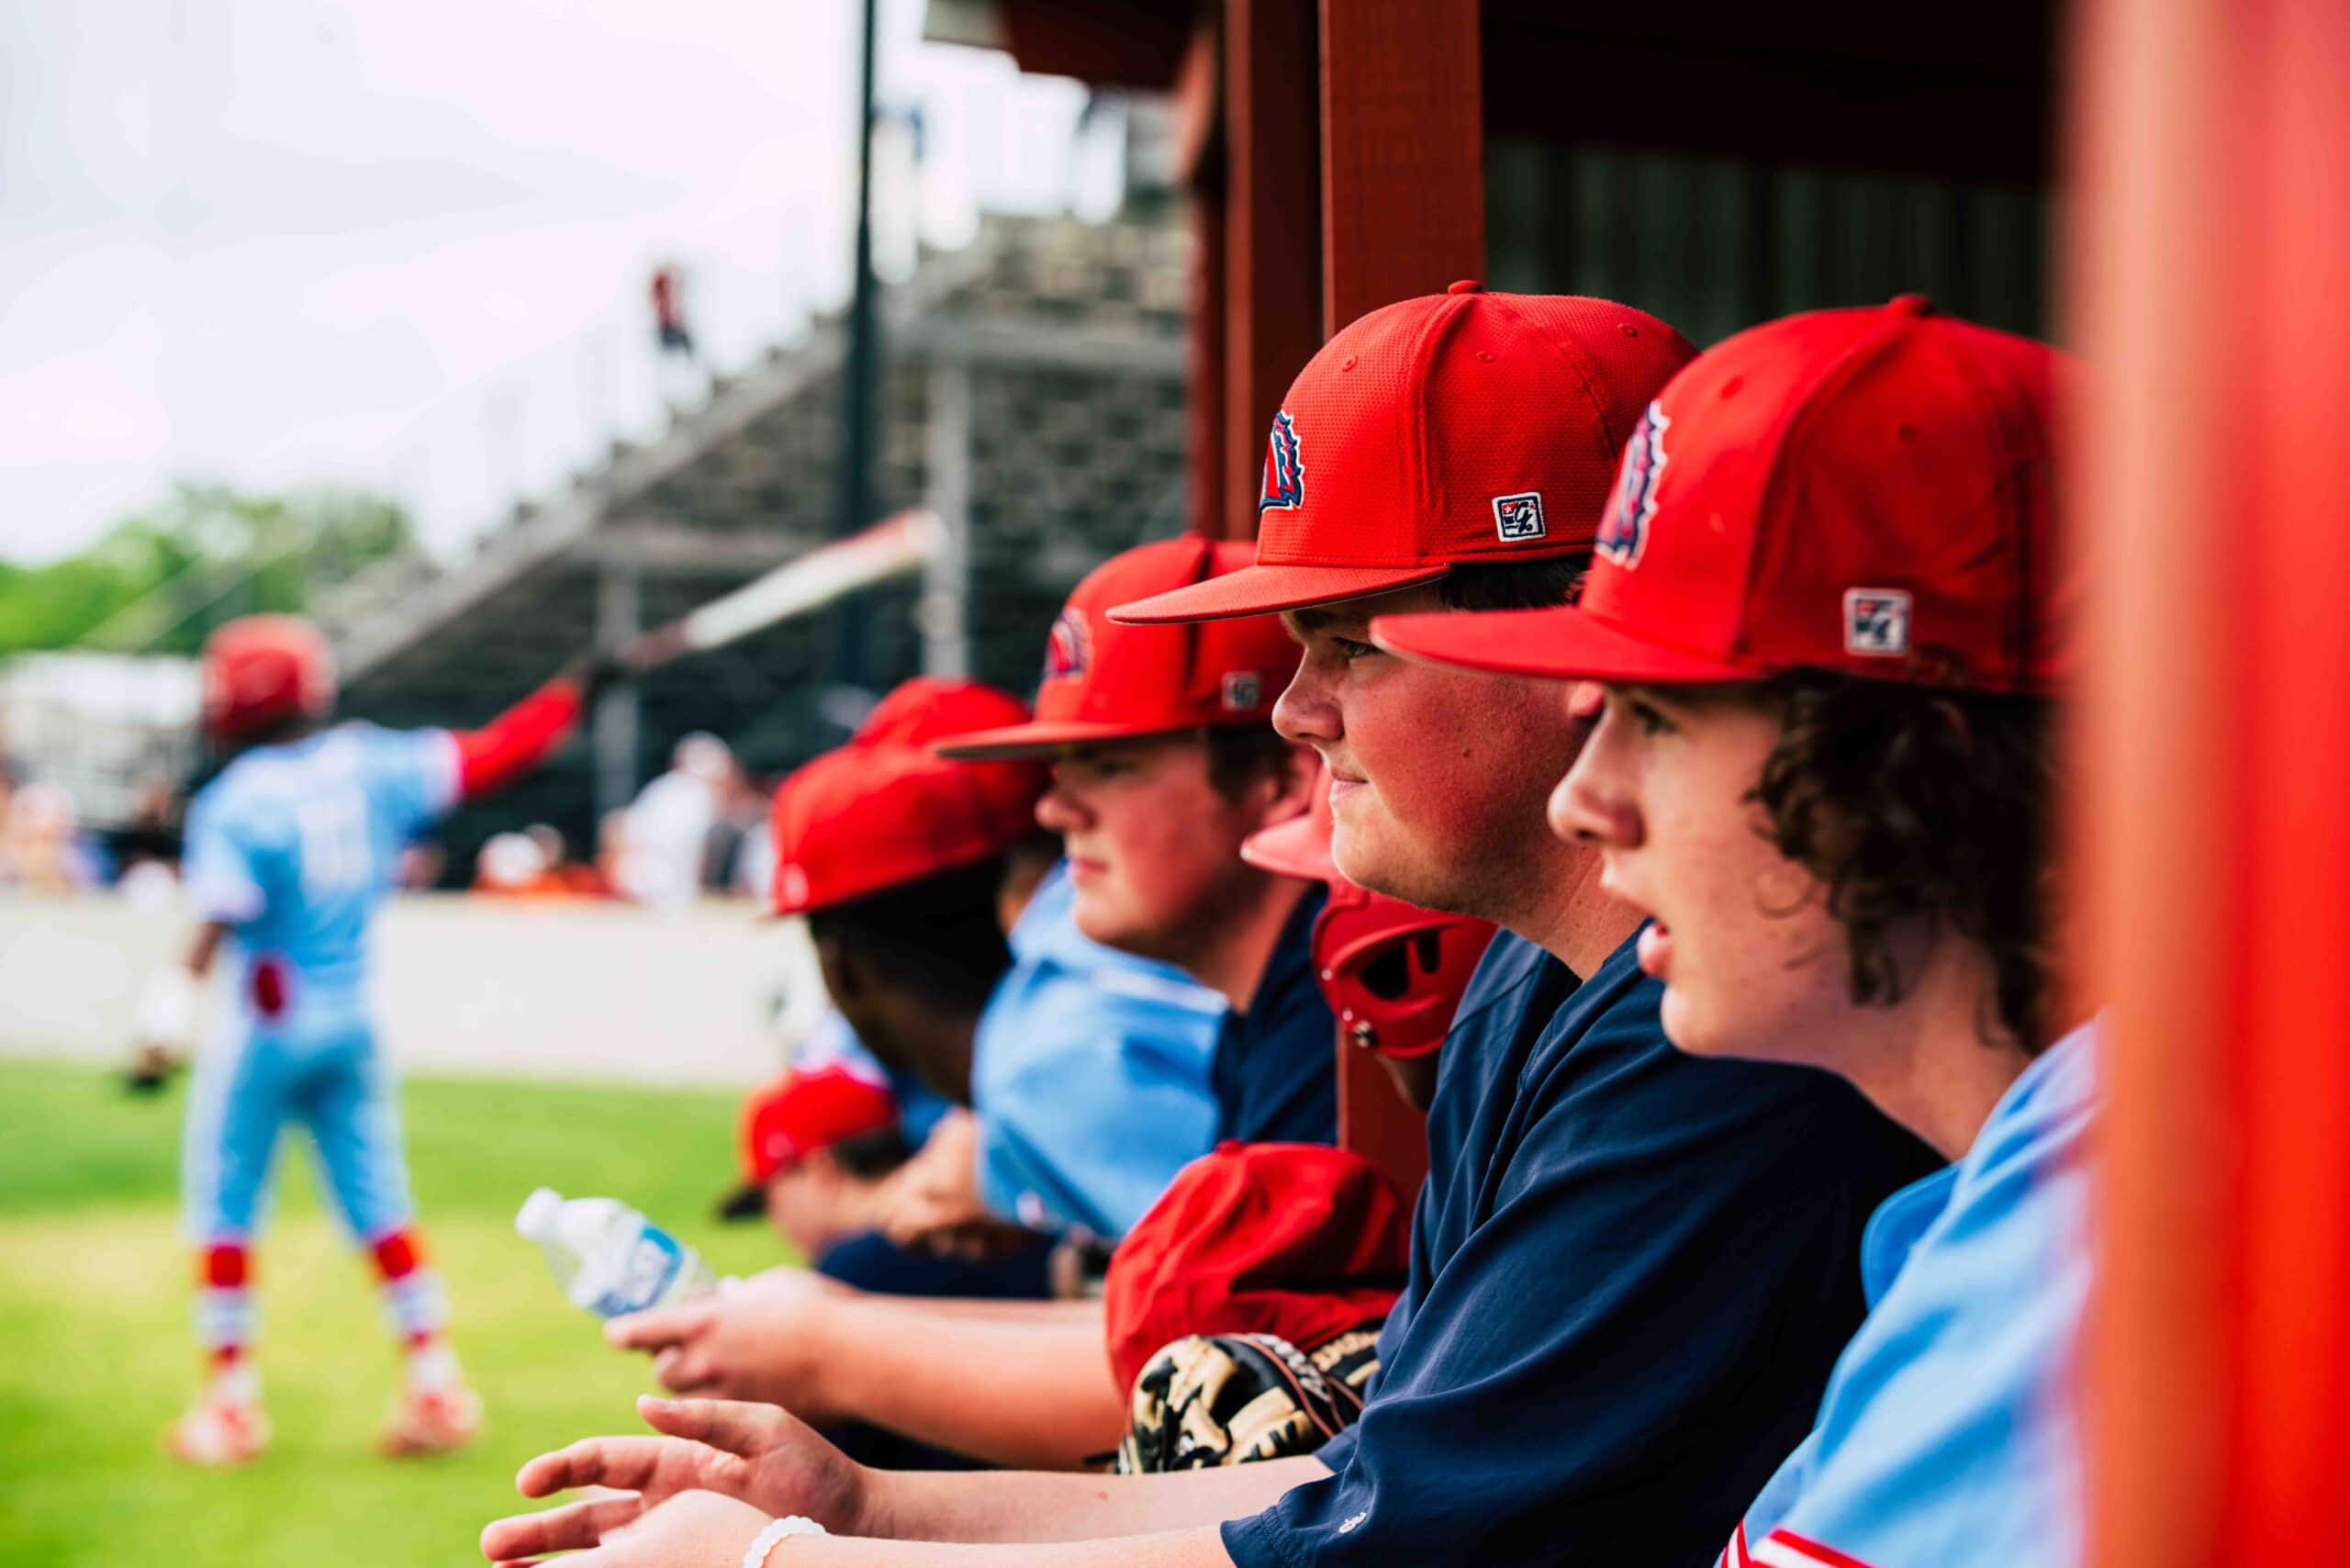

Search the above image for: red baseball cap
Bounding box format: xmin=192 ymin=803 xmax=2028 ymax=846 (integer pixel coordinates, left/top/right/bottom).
xmin=718 ymin=1067 xmax=900 ymax=1220
xmin=201 ymin=615 xmax=336 ymax=742
xmin=769 ymin=678 xmax=1048 ymax=915
xmin=1107 ymin=286 xmax=1696 ymax=625
xmin=1101 ymin=1142 xmax=1411 ymax=1394
xmin=1371 ymin=297 xmax=2070 ymax=696
xmin=933 ymin=537 xmax=1300 ymax=760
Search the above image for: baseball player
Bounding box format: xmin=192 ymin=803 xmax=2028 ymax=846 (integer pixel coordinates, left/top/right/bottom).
xmin=1105 ymin=787 xmax=1492 ymax=1475
xmin=1378 ymin=297 xmax=2087 ymax=1568
xmin=152 ymin=614 xmax=605 ymax=1465
xmin=476 ymin=288 xmax=1930 ymax=1568
xmin=713 ymin=1066 xmax=912 ymax=1261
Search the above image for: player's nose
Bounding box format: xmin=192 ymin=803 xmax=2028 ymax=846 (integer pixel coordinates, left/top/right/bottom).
xmin=1035 ymin=773 xmax=1089 ymax=834
xmin=1550 ymin=743 xmax=1639 ymax=848
xmin=1272 ymin=665 xmax=1339 ymax=748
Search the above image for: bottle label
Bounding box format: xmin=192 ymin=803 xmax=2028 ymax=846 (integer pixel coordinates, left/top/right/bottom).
xmin=588 ymin=1226 xmax=688 ymax=1318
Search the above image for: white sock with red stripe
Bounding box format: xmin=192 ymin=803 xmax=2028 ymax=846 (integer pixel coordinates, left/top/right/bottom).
xmin=195 ymin=1243 xmax=260 ymax=1406
xmin=370 ymin=1228 xmax=462 ymax=1392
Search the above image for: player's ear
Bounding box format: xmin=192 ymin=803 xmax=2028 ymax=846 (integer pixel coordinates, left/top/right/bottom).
xmin=811 ymin=932 xmax=865 ymax=1007
xmin=1260 ymin=739 xmax=1321 ymax=827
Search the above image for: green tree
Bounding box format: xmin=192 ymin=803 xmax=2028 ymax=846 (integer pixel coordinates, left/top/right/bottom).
xmin=0 ymin=483 xmax=418 ymax=656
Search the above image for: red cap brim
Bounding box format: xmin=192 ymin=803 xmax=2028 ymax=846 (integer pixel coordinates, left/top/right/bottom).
xmin=1108 ymin=561 xmax=1453 ymax=625
xmin=933 ymin=717 xmax=1215 ymax=761
xmin=1240 ymin=809 xmax=1339 ymax=881
xmin=715 ymin=1181 xmax=767 ymax=1222
xmin=1369 ymin=605 xmax=1761 ymax=684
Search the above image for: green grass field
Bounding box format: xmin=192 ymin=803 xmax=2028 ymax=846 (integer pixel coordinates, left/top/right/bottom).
xmin=0 ymin=1058 xmax=795 ymax=1567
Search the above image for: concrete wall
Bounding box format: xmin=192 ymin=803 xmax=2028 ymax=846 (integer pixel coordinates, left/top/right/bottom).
xmin=0 ymin=891 xmax=819 ymax=1089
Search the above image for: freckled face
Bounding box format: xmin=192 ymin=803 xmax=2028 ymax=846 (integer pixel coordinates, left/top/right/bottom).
xmin=1550 ymin=685 xmax=1851 ymax=1062
xmin=1274 ymin=587 xmax=1583 ymax=917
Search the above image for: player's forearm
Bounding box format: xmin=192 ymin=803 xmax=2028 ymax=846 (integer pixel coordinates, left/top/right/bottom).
xmin=185 ymin=920 xmax=229 ymax=979
xmin=863 ymin=1456 xmax=1324 ymax=1544
xmin=772 ymin=1525 xmax=1235 ymax=1568
xmin=451 ymin=676 xmax=585 ymax=800
xmin=822 ymin=1306 xmax=1124 ymax=1470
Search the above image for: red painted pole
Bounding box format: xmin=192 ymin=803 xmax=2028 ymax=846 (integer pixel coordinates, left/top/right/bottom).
xmin=2071 ymin=0 xmax=2350 ymax=1560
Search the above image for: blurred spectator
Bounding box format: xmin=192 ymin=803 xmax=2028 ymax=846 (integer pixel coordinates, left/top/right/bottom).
xmin=593 ymin=809 xmax=630 ymax=894
xmin=474 ymin=823 xmax=607 ymax=899
xmin=650 ymin=263 xmax=697 ymax=363
xmin=0 ymin=780 xmax=99 ymax=891
xmin=529 ymin=823 xmax=610 ymax=896
xmin=104 ymin=771 xmax=185 ymax=908
xmin=614 ymin=731 xmax=732 ymax=913
xmin=474 ymin=831 xmax=554 ymax=895
xmin=707 ymin=764 xmax=768 ymax=899
xmin=397 ymin=841 xmax=446 ymax=890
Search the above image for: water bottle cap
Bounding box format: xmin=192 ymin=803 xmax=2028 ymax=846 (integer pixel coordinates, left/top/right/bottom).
xmin=516 ymin=1187 xmax=564 ymax=1241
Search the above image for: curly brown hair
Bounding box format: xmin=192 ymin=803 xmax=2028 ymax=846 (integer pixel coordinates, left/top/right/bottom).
xmin=1732 ymin=671 xmax=2059 ymax=1054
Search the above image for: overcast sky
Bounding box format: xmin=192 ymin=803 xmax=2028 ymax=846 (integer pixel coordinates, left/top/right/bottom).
xmin=0 ymin=0 xmax=1105 ymax=564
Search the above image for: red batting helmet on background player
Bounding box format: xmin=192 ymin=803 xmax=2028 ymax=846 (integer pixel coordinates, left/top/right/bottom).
xmin=200 ymin=615 xmax=336 ymax=744
xmin=1242 ymin=776 xmax=1494 ymax=1059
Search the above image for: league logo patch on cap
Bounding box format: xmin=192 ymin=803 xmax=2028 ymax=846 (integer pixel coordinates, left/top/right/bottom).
xmin=1492 ymin=492 xmax=1546 ymax=543
xmin=1044 ymin=609 xmax=1091 ymax=682
xmin=1597 ymin=402 xmax=1670 ymax=570
xmin=1259 ymin=409 xmax=1304 ymax=514
xmin=1843 ymin=589 xmax=1913 ymax=657
xmin=1221 ymin=671 xmax=1263 ymax=712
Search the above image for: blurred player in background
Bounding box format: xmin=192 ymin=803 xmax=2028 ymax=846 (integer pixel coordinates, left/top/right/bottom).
xmin=717 ymin=1067 xmax=934 ymax=1270
xmin=615 ymin=731 xmax=734 ymax=913
xmin=145 ymin=614 xmax=606 ymax=1465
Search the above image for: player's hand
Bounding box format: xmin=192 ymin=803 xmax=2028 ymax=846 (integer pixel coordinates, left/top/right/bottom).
xmin=479 ymin=1395 xmax=873 ymax=1560
xmin=483 ymin=1484 xmax=775 ymax=1567
xmin=560 ymin=646 xmax=633 ymax=704
xmin=876 ymin=1111 xmax=998 ymax=1252
xmin=606 ymin=1271 xmax=855 ymax=1419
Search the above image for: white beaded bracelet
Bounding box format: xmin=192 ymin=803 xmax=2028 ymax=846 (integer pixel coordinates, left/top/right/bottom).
xmin=742 ymin=1515 xmax=828 ymax=1568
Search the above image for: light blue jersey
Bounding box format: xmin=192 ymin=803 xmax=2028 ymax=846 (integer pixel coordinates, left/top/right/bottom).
xmin=182 ymin=722 xmax=460 ymax=1246
xmin=1722 ymin=1022 xmax=2098 ymax=1568
xmin=185 ymin=722 xmax=458 ymax=1025
xmin=970 ymin=862 xmax=1228 ymax=1241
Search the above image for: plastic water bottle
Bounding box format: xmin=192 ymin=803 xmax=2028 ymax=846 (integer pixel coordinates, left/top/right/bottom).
xmin=516 ymin=1187 xmax=717 ymax=1318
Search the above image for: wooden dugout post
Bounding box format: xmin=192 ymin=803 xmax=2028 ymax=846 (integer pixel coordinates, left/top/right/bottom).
xmin=1315 ymin=0 xmax=1485 ymax=1195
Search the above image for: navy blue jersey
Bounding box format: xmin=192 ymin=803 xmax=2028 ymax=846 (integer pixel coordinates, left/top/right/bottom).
xmin=1210 ymin=884 xmax=1337 ymax=1147
xmin=1223 ymin=929 xmax=1939 ymax=1568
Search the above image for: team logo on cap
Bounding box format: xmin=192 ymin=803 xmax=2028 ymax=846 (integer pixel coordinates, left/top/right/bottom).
xmin=1843 ymin=589 xmax=1913 ymax=657
xmin=1492 ymin=492 xmax=1547 ymax=543
xmin=1221 ymin=671 xmax=1263 ymax=712
xmin=1259 ymin=409 xmax=1304 ymax=513
xmin=1044 ymin=610 xmax=1091 ymax=683
xmin=1598 ymin=402 xmax=1671 ymax=570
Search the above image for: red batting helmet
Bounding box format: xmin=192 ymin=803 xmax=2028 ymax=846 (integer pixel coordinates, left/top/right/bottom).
xmin=200 ymin=615 xmax=335 ymax=744
xmin=1243 ymin=774 xmax=1495 ymax=1059
xmin=1315 ymin=879 xmax=1495 ymax=1059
